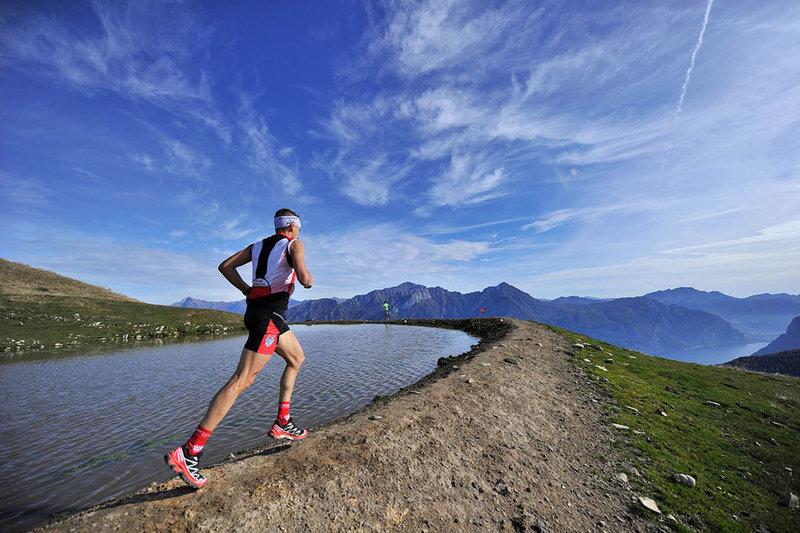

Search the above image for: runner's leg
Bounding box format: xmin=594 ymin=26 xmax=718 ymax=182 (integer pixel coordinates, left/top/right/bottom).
xmin=274 ymin=330 xmax=305 ymax=403
xmin=199 ymin=347 xmax=272 ymax=431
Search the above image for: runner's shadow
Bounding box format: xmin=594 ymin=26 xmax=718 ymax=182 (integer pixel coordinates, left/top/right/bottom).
xmin=54 ymin=445 xmax=296 ymax=520
xmin=230 ymin=443 xmax=292 ymax=463
xmin=77 ymin=484 xmax=197 ymax=515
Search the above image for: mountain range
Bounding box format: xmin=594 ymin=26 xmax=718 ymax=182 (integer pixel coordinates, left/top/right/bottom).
xmin=644 ymin=287 xmax=800 ymax=341
xmin=752 ymin=316 xmax=800 ymax=356
xmin=172 ymin=296 xmax=306 ymax=315
xmin=173 ymin=283 xmax=800 ymax=356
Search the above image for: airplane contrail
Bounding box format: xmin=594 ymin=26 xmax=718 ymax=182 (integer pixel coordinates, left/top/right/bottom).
xmin=659 ymin=0 xmax=715 ymax=184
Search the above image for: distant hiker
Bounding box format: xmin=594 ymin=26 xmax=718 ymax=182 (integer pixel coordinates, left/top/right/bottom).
xmin=165 ymin=208 xmax=314 ymax=489
xmin=480 ymin=307 xmax=485 ymax=314
xmin=383 ymin=300 xmax=391 ymax=320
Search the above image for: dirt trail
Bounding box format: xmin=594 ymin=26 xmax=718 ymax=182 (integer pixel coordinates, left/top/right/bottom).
xmin=39 ymin=319 xmax=657 ymax=532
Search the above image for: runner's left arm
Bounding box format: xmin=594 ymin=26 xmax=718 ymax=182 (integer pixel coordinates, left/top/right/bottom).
xmin=290 ymin=240 xmax=313 ymax=289
xmin=218 ymin=247 xmax=253 ymax=295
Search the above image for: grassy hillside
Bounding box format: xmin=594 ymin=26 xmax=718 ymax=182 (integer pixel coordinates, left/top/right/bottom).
xmin=1 ymin=259 xmax=245 ymax=354
xmin=550 ymin=325 xmax=799 ymax=532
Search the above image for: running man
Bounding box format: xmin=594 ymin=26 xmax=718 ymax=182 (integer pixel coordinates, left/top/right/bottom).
xmin=383 ymin=300 xmax=390 ymax=320
xmin=165 ymin=208 xmax=313 ymax=489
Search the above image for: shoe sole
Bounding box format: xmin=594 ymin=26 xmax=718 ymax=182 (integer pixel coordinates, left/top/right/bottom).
xmin=269 ymin=430 xmax=308 ymax=440
xmin=164 ymin=453 xmax=206 ymax=489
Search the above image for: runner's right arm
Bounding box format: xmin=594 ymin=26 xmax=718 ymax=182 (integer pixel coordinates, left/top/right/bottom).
xmin=218 ymin=247 xmax=253 ymax=295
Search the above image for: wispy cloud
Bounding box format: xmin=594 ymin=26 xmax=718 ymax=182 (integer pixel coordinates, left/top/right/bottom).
xmin=305 ymin=223 xmax=492 ymax=294
xmin=428 ymin=153 xmax=507 ymax=207
xmin=662 ymin=220 xmax=800 ymax=255
xmin=163 ymin=138 xmax=211 ymax=179
xmin=0 ymin=1 xmax=233 ymax=144
xmin=376 ymin=0 xmax=514 ymax=78
xmin=0 ymin=174 xmax=54 ymax=210
xmin=238 ymin=94 xmax=301 ymax=195
xmin=522 ymin=203 xmax=651 ymax=234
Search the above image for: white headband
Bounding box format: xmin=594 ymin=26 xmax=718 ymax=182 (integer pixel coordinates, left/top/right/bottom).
xmin=274 ymin=215 xmax=301 ymax=230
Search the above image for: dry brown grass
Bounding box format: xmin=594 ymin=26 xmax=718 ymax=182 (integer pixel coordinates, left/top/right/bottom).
xmin=0 ymin=258 xmax=138 ymax=302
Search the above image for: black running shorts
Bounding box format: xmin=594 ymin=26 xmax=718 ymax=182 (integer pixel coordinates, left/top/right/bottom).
xmin=243 ymin=306 xmax=290 ymax=355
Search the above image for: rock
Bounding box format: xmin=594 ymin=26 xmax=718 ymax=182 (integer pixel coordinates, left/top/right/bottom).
xmin=631 ymin=467 xmax=641 ymax=477
xmin=672 ymin=473 xmax=696 ymax=488
xmin=503 ymin=357 xmax=519 ymax=365
xmin=586 ymin=344 xmax=602 ymax=351
xmin=665 ymin=386 xmax=679 ymax=394
xmin=536 ymin=342 xmax=543 ymax=347
xmin=772 ymin=421 xmax=786 ymax=428
xmin=583 ymin=358 xmax=591 ymax=363
xmin=595 ymin=365 xmax=608 ymax=372
xmin=638 ymin=496 xmax=661 ymax=514
xmin=533 ymin=517 xmax=550 ymax=533
xmin=368 ymin=415 xmax=383 ymax=421
xmin=612 ymin=423 xmax=629 ymax=430
xmin=228 ymin=453 xmax=236 ymax=460
xmin=480 ymin=362 xmax=491 ymax=366
xmin=494 ymin=482 xmax=511 ymax=496
xmin=572 ymin=343 xmax=585 ymax=349
xmin=616 ymin=473 xmax=628 ymax=483
xmin=471 ymin=480 xmax=486 ymax=493
xmin=605 ymin=358 xmax=614 ymax=364
xmin=628 ymin=355 xmax=636 ymax=360
xmin=657 ymin=410 xmax=668 ymax=417
xmin=466 ymin=378 xmax=474 ymax=384
xmin=704 ymin=401 xmax=722 ymax=407
xmin=784 ymin=492 xmax=798 ymax=508
xmin=498 ymin=343 xmax=507 ymax=347
xmin=625 ymin=406 xmax=639 ymax=414
xmin=666 ymin=514 xmax=677 ymax=523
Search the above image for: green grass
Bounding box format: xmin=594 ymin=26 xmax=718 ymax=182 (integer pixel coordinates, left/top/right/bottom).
xmin=1 ymin=258 xmax=246 ymax=355
xmin=1 ymin=294 xmax=245 ymax=354
xmin=550 ymin=325 xmax=799 ymax=532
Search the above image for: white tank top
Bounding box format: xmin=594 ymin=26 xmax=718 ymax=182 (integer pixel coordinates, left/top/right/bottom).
xmin=250 ymin=234 xmax=296 ymax=297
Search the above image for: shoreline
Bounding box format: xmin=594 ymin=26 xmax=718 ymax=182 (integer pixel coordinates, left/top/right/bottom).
xmin=37 ymin=318 xmax=655 ymax=532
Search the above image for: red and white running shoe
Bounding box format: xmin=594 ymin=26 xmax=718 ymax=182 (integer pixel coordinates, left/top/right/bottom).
xmin=164 ymin=445 xmax=207 ymax=489
xmin=269 ymin=418 xmax=308 ymax=440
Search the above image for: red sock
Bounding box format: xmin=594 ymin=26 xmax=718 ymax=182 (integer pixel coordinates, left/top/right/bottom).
xmin=278 ymin=401 xmax=290 ymax=425
xmin=185 ymin=425 xmax=212 ymax=456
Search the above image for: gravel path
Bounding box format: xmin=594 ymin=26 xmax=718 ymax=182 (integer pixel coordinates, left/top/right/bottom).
xmin=39 ymin=319 xmax=658 ymax=532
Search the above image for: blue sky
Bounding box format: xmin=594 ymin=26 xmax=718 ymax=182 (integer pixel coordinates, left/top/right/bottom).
xmin=1 ymin=0 xmax=798 ymax=305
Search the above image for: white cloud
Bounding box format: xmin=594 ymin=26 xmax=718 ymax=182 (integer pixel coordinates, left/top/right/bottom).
xmin=0 ymin=174 xmax=54 ymax=210
xmin=129 ymin=153 xmax=154 ymax=171
xmin=662 ymin=220 xmax=800 ymax=255
xmin=522 ymin=202 xmax=651 ymax=234
xmin=163 ymin=138 xmax=211 ymax=178
xmin=238 ymin=95 xmax=301 ymax=194
xmin=428 ymin=153 xmax=507 ymax=207
xmin=304 ymin=223 xmax=492 ymax=295
xmin=378 ymin=0 xmax=512 ymax=77
xmin=0 ymin=2 xmax=232 ymax=143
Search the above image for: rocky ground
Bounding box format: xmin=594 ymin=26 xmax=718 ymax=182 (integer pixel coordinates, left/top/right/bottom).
xmin=38 ymin=319 xmax=661 ymax=532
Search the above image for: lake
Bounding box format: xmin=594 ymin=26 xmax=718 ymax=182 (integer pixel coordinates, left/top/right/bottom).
xmin=0 ymin=324 xmax=477 ymax=532
xmin=654 ymin=342 xmax=769 ymax=365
